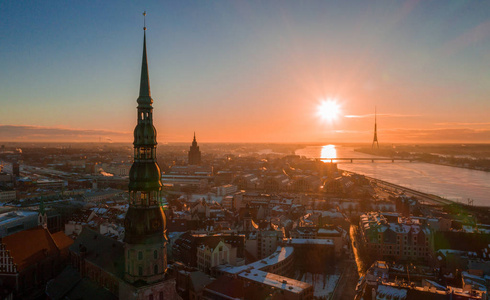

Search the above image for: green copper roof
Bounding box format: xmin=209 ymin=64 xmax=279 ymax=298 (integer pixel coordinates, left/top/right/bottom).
xmin=137 ymin=31 xmax=153 ymax=107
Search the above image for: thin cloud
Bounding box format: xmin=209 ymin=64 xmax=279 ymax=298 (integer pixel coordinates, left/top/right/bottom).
xmin=344 ymin=114 xmax=421 ymax=118
xmin=0 ymin=124 xmax=131 ymax=142
xmin=334 ymin=130 xmax=369 ymax=134
xmin=380 ymin=128 xmax=490 ymax=142
xmin=434 ymin=122 xmax=490 ymax=126
xmin=442 ymin=21 xmax=490 ymax=58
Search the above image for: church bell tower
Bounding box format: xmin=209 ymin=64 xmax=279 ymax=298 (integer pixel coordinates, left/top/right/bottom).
xmin=123 ymin=19 xmax=167 ymax=284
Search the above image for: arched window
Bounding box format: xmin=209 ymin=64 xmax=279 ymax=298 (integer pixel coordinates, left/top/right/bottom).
xmin=154 ymin=264 xmax=158 ymax=274
xmin=138 ymin=251 xmax=143 ymax=260
xmin=154 ymin=250 xmax=158 ymax=259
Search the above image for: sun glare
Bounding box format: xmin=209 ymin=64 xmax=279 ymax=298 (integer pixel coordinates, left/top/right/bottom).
xmin=321 ymin=144 xmax=337 ymax=162
xmin=317 ymin=99 xmax=341 ymax=122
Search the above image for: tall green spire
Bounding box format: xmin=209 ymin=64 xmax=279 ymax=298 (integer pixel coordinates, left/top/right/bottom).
xmin=124 ymin=14 xmax=168 ymax=284
xmin=137 ymin=30 xmax=153 ymax=107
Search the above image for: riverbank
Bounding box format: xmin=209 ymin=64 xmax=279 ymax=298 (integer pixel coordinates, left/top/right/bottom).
xmin=343 ymin=169 xmax=490 ymax=223
xmin=341 ymin=169 xmax=454 ymax=206
xmin=355 ymin=147 xmax=490 ymax=172
xmin=297 ymin=144 xmax=490 ymax=206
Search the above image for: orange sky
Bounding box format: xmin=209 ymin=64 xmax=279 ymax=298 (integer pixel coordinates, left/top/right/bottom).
xmin=1 ymin=1 xmax=489 ymax=144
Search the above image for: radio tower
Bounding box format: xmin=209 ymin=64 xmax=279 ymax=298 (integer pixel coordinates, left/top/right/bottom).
xmin=372 ymin=107 xmax=379 ymax=149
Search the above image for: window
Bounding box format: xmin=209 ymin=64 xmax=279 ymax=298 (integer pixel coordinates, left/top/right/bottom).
xmin=149 ymin=295 xmax=153 ymax=300
xmin=138 ymin=266 xmax=143 ymax=276
xmin=138 ymin=251 xmax=143 ymax=260
xmin=154 ymin=264 xmax=158 ymax=274
xmin=154 ymin=250 xmax=158 ymax=259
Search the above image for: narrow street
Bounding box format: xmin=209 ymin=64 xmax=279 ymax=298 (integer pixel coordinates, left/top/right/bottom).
xmin=349 ymin=224 xmax=370 ymax=275
xmin=331 ymin=224 xmax=362 ymax=300
xmin=331 ymin=259 xmax=358 ymax=300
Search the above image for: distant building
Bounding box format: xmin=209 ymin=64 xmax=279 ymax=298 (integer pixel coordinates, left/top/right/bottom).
xmin=221 ymin=195 xmax=235 ymax=210
xmin=174 ymin=264 xmax=214 ymax=300
xmin=102 ymin=162 xmax=131 ymax=176
xmin=216 ymin=184 xmax=237 ymax=196
xmin=82 ymin=189 xmax=123 ymax=203
xmin=290 ymin=225 xmax=344 ymax=256
xmin=173 ymin=233 xmax=245 ymax=268
xmin=0 ymin=210 xmax=38 ymax=237
xmin=36 ymin=178 xmax=64 ymax=189
xmin=12 ymin=163 xmax=19 ymax=177
xmin=285 ymin=238 xmax=335 ymax=273
xmin=257 ymin=230 xmax=284 ymax=259
xmin=359 ymin=212 xmax=433 ymax=263
xmin=0 ymin=190 xmax=16 ymax=202
xmin=197 ymin=239 xmax=237 ymax=274
xmin=0 ymin=172 xmax=13 ymax=188
xmin=263 ymin=174 xmax=290 ymax=192
xmin=361 ymin=261 xmax=488 ymax=300
xmin=188 ymin=133 xmax=202 ymax=165
xmin=289 ymin=175 xmax=321 ymax=193
xmin=233 ymin=174 xmax=260 ymax=190
xmin=213 ymin=246 xmax=313 ymax=300
xmin=161 ymin=174 xmax=210 ymax=190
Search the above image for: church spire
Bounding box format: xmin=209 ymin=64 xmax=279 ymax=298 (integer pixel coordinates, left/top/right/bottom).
xmin=125 ymin=13 xmax=167 ymax=284
xmin=137 ymin=12 xmax=152 ymax=107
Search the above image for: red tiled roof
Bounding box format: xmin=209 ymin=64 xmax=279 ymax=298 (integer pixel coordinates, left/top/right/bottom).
xmin=3 ymin=226 xmax=60 ymax=271
xmin=52 ymin=231 xmax=74 ymax=251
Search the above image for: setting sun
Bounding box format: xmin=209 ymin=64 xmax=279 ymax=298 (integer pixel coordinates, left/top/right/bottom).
xmin=317 ymin=99 xmax=341 ymax=122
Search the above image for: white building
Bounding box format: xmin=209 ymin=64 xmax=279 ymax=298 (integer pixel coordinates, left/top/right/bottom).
xmin=0 ymin=190 xmax=16 ymax=202
xmin=216 ymin=184 xmax=237 ymax=196
xmin=197 ymin=240 xmax=236 ymax=274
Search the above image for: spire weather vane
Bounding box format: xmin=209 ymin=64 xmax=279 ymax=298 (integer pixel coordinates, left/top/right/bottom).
xmin=143 ymin=11 xmax=147 ymax=31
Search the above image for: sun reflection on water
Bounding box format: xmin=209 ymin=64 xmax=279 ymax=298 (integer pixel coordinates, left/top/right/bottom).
xmin=320 ymin=144 xmax=337 ymax=163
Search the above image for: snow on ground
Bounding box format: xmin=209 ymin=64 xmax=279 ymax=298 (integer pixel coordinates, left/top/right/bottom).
xmin=300 ymin=272 xmax=340 ymax=298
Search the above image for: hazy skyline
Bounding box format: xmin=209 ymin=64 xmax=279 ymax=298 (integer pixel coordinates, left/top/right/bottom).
xmin=1 ymin=1 xmax=490 ymax=143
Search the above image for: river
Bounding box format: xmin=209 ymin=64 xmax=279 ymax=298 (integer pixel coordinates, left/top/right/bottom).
xmin=295 ymin=145 xmax=490 ymax=207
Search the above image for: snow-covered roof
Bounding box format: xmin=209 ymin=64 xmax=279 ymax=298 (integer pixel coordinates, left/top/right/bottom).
xmin=218 ymin=246 xmax=294 ymax=274
xmin=239 ymin=269 xmax=310 ymax=294
xmin=377 ymin=284 xmax=407 ymax=300
xmin=287 ymin=238 xmax=334 ymax=246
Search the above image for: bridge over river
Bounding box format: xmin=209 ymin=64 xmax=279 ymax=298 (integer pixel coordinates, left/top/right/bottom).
xmin=314 ymin=157 xmax=416 ymax=163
